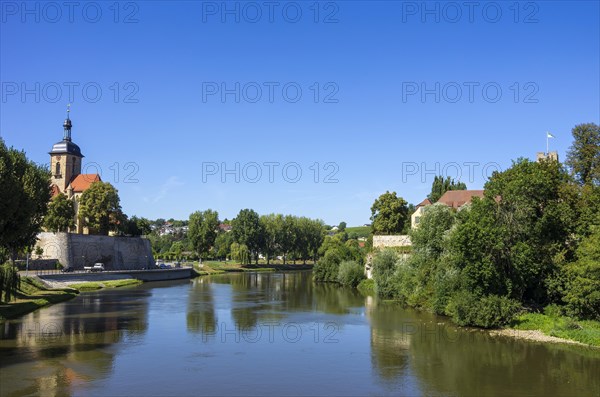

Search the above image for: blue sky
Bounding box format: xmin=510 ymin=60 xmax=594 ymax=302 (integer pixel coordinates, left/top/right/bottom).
xmin=1 ymin=1 xmax=599 ymax=226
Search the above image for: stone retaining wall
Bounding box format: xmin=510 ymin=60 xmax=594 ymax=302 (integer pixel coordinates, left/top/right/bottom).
xmin=34 ymin=232 xmax=155 ymax=270
xmin=372 ymin=235 xmax=411 ymax=248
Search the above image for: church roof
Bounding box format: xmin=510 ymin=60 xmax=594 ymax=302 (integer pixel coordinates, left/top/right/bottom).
xmin=49 ymin=140 xmax=84 ymax=157
xmin=70 ymin=174 xmax=101 ymax=192
xmin=49 ymin=108 xmax=83 ymax=157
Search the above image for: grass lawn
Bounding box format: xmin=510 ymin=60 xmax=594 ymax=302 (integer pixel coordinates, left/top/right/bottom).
xmin=194 ymin=261 xmax=311 ymax=276
xmin=0 ymin=277 xmax=78 ymax=320
xmin=510 ymin=312 xmax=600 ymax=347
xmin=69 ymin=279 xmax=143 ymax=291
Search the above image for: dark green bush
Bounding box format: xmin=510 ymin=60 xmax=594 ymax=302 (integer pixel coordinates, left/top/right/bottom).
xmin=314 ymin=249 xmax=344 ymax=282
xmin=447 ymin=291 xmax=521 ymax=328
xmin=337 ymin=260 xmax=365 ymax=287
xmin=0 ymin=264 xmax=20 ymax=302
xmin=372 ymin=249 xmax=399 ymax=298
xmin=357 ymin=279 xmax=375 ymax=295
xmin=562 ymin=226 xmax=600 ymax=320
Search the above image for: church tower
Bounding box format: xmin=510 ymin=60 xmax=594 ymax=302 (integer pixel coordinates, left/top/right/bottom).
xmin=49 ymin=105 xmax=84 ymax=194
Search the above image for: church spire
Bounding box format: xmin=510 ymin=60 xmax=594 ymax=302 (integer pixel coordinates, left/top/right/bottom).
xmin=63 ymin=103 xmax=72 ymax=141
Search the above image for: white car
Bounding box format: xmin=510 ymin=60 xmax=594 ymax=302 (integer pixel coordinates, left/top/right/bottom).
xmin=84 ymin=263 xmax=105 ymax=272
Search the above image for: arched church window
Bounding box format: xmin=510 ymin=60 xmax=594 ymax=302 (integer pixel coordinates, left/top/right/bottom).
xmin=56 ymin=162 xmax=61 ymax=176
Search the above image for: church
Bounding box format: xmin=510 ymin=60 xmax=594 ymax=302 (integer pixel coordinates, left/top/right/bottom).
xmin=49 ymin=107 xmax=101 ymax=234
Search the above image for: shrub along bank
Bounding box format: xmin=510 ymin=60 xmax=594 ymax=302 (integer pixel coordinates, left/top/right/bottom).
xmin=366 ymin=156 xmax=600 ymax=345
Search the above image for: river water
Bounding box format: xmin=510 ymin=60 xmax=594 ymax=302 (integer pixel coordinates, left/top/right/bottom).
xmin=1 ymin=271 xmax=599 ymax=396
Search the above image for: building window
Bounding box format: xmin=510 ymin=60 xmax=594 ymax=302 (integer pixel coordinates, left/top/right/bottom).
xmin=72 ymin=161 xmax=76 ymax=175
xmin=415 ymin=216 xmax=420 ymax=224
xmin=55 ymin=162 xmax=61 ymax=177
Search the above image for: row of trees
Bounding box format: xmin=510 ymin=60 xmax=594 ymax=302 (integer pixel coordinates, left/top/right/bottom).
xmin=370 ymin=123 xmax=600 ymax=326
xmin=187 ymin=209 xmax=327 ymax=264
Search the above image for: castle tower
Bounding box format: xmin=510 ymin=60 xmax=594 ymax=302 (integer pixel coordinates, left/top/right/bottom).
xmin=49 ymin=105 xmax=84 ymax=194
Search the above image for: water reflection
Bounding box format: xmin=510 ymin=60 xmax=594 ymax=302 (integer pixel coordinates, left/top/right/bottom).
xmin=366 ymin=300 xmax=600 ymax=397
xmin=1 ymin=272 xmax=599 ymax=397
xmin=0 ymin=288 xmax=150 ymax=396
xmin=186 ymin=278 xmax=217 ymax=334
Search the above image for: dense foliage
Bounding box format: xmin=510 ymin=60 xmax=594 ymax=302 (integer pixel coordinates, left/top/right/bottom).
xmin=188 ymin=210 xmax=220 ymax=259
xmin=370 ymin=123 xmax=600 ymax=327
xmin=44 ymin=193 xmax=75 ymax=232
xmin=337 ymin=260 xmax=365 ymax=287
xmin=0 ymin=263 xmax=20 ymax=302
xmin=314 ymin=233 xmax=367 ymax=284
xmin=78 ymin=181 xmax=123 ymax=235
xmin=428 ymin=175 xmax=467 ymax=203
xmin=370 ymin=191 xmax=408 ymax=235
xmin=0 ymin=139 xmax=51 ymax=261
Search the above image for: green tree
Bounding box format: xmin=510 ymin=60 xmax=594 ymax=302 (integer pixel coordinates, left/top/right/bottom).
xmin=119 ymin=215 xmax=151 ymax=236
xmin=409 ymin=203 xmax=456 ymax=257
xmin=306 ymin=218 xmax=326 ymax=262
xmin=232 ymin=209 xmax=263 ymax=264
xmin=450 ymin=158 xmax=575 ymax=303
xmin=188 ymin=209 xmax=220 ymax=258
xmin=428 ymin=175 xmax=467 ymax=203
xmin=565 ymin=122 xmax=600 ymax=186
xmin=338 ymin=221 xmax=347 ymax=232
xmin=260 ymin=214 xmax=282 ymax=264
xmin=213 ymin=231 xmax=234 ymax=260
xmin=230 ymin=242 xmax=250 ymax=264
xmin=337 ymin=260 xmax=365 ymax=287
xmin=563 ymin=220 xmax=600 ymax=320
xmin=0 ymin=139 xmax=51 ymax=260
xmin=280 ymin=215 xmax=297 ymax=264
xmin=372 ymin=249 xmax=400 ymax=298
xmin=0 ymin=263 xmax=20 ymax=302
xmin=78 ymin=181 xmax=123 ymax=235
xmin=370 ymin=191 xmax=408 ymax=235
xmin=134 ymin=217 xmax=152 ymax=236
xmin=44 ymin=193 xmax=75 ymax=232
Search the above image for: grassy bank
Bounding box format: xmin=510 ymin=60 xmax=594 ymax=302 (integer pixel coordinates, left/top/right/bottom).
xmin=69 ymin=279 xmax=143 ymax=291
xmin=509 ymin=312 xmax=600 ymax=347
xmin=357 ymin=279 xmax=375 ymax=295
xmin=194 ymin=261 xmax=311 ymax=276
xmin=0 ymin=277 xmax=78 ymax=320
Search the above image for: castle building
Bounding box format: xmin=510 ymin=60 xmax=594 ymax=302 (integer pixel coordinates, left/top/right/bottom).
xmin=49 ymin=107 xmax=101 ymax=234
xmin=536 ymin=151 xmax=559 ymax=162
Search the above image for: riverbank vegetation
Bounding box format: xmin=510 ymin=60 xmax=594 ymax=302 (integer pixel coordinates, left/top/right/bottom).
xmin=313 ymin=232 xmax=367 ymax=287
xmin=0 ymin=276 xmax=78 ymax=320
xmin=193 ymin=260 xmax=310 ymax=276
xmin=69 ymin=279 xmax=143 ymax=291
xmin=510 ymin=306 xmax=600 ymax=346
xmin=366 ymin=123 xmax=600 ymax=343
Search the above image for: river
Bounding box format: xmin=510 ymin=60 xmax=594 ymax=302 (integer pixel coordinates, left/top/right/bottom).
xmin=1 ymin=271 xmax=599 ymax=396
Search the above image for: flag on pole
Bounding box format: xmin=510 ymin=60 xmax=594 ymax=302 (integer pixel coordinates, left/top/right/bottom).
xmin=547 ymin=132 xmax=555 ymax=138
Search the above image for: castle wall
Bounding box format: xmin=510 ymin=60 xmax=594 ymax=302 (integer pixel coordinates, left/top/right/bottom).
xmin=372 ymin=235 xmax=411 ymax=249
xmin=35 ymin=232 xmax=155 ymax=270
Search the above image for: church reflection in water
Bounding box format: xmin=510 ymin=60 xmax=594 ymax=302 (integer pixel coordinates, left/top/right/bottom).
xmin=0 ymin=289 xmax=150 ymax=396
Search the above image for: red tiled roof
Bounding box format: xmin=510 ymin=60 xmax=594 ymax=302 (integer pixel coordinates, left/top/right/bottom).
xmin=70 ymin=174 xmax=101 ymax=192
xmin=437 ymin=190 xmax=484 ymax=209
xmin=416 ymin=198 xmax=432 ymax=208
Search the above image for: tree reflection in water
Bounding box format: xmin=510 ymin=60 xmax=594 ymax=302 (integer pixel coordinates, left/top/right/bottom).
xmin=0 ymin=288 xmax=151 ymax=396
